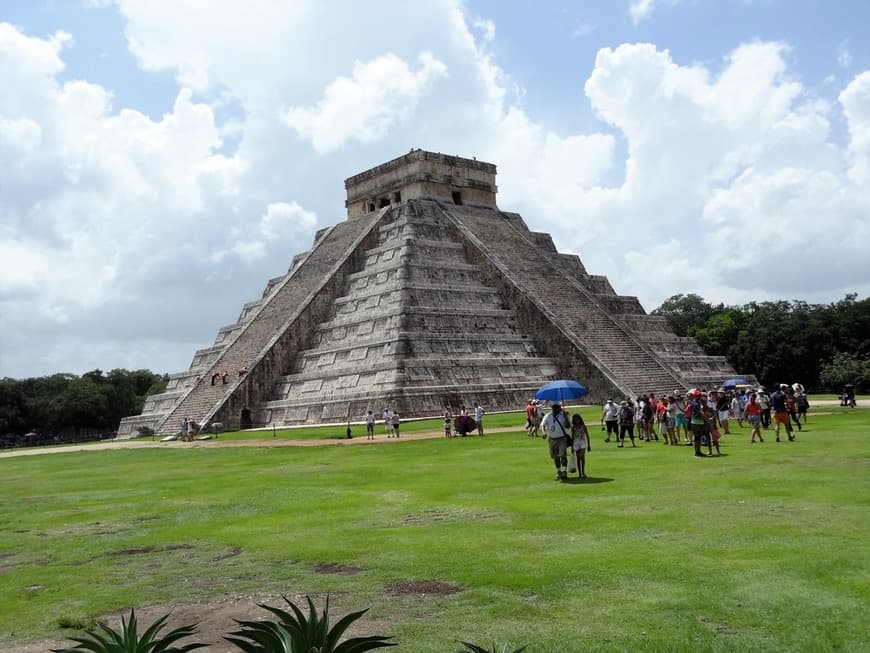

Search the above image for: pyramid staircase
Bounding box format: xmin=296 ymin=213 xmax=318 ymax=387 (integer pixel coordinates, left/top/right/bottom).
xmin=258 ymin=200 xmax=562 ymax=425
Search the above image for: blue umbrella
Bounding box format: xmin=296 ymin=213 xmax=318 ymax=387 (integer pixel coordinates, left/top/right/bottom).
xmin=536 ymin=380 xmax=588 ymax=403
xmin=721 ymin=377 xmax=750 ymax=389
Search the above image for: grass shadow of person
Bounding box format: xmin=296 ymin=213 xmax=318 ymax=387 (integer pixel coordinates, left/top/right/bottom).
xmin=563 ymin=476 xmax=614 ymax=484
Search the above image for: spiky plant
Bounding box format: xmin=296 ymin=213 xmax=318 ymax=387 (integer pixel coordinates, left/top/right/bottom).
xmin=222 ymin=620 xmax=295 ymax=653
xmin=224 ymin=594 xmax=396 ymax=653
xmin=456 ymin=643 xmax=529 ymax=653
xmin=52 ymin=608 xmax=206 ymax=652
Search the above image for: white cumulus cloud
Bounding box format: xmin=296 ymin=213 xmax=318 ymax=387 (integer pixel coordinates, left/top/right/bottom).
xmin=279 ymin=52 xmax=447 ymax=153
xmin=630 ymin=0 xmax=656 ymax=25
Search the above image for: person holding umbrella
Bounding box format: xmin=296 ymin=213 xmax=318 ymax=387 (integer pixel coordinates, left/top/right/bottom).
xmin=541 ymin=402 xmax=572 ymax=480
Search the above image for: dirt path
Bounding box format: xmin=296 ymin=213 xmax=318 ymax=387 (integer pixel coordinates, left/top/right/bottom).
xmin=0 ymin=426 xmax=524 ymax=459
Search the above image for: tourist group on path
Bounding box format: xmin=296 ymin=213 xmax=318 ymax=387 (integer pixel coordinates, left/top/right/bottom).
xmin=358 ymin=381 xmax=809 ymax=483
xmin=533 ymin=382 xmax=808 ymax=480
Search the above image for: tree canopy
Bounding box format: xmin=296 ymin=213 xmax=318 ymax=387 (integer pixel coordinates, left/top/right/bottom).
xmin=653 ymin=293 xmax=870 ymax=391
xmin=0 ymin=369 xmax=167 ymax=436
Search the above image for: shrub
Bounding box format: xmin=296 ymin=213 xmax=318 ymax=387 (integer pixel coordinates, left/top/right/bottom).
xmin=224 ymin=594 xmax=396 ymax=653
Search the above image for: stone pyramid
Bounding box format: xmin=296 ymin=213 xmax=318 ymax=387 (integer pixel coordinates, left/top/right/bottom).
xmin=119 ymin=150 xmax=742 ymax=435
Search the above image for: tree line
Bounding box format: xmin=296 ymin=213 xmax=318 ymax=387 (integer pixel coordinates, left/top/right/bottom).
xmin=652 ymin=293 xmax=870 ymax=391
xmin=0 ymin=369 xmax=167 ymax=437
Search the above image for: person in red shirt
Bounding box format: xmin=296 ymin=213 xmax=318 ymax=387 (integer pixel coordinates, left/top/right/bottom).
xmin=745 ymin=393 xmax=764 ymax=443
xmin=525 ymin=400 xmax=541 ymax=437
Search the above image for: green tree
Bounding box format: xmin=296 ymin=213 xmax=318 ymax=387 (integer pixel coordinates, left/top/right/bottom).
xmin=0 ymin=378 xmax=27 ymax=433
xmin=652 ymin=293 xmax=720 ymax=337
xmin=54 ymin=376 xmax=109 ymax=433
xmin=819 ymin=352 xmax=870 ymax=391
xmin=691 ymin=308 xmax=746 ymax=358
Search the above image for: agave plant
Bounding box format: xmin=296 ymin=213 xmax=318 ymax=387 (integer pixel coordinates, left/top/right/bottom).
xmin=224 ymin=594 xmax=396 ymax=653
xmin=223 ymin=620 xmax=295 ymax=653
xmin=52 ymin=608 xmax=206 ymax=652
xmin=456 ymin=643 xmax=528 ymax=653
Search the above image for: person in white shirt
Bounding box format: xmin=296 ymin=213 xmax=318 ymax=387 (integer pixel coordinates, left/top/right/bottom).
xmin=365 ymin=411 xmax=376 ymax=440
xmin=383 ymin=408 xmax=393 ymax=436
xmin=601 ymin=399 xmax=619 ymax=442
xmin=730 ymin=393 xmax=744 ymax=428
xmin=474 ymin=403 xmax=485 ymax=436
xmin=541 ymin=403 xmax=571 ymax=480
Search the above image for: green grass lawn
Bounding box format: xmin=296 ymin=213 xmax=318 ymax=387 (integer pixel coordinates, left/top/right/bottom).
xmin=1 ymin=406 xmax=867 ymax=652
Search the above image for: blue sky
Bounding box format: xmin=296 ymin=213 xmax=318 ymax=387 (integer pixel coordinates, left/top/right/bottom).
xmin=2 ymin=0 xmax=869 ymax=378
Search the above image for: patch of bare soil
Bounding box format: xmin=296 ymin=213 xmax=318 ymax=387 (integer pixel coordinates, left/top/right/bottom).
xmin=3 ymin=591 xmax=405 ymax=653
xmin=107 ymin=544 xmax=194 ymax=557
xmin=211 ymin=546 xmax=243 ymax=562
xmin=401 ymin=507 xmax=498 ymax=525
xmin=312 ymin=562 xmax=363 ymax=575
xmin=383 ymin=579 xmax=462 ymax=597
xmin=5 ymin=593 xmax=293 ymax=653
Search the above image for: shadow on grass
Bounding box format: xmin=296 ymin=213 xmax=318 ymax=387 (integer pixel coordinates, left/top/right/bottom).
xmin=562 ymin=476 xmax=614 ymax=484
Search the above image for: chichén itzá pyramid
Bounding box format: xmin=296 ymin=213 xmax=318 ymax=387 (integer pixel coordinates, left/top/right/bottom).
xmin=118 ymin=149 xmax=744 ymax=435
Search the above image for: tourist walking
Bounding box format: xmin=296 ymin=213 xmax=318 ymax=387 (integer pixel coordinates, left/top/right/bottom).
xmin=526 ymin=400 xmax=540 ymax=437
xmin=541 ymin=403 xmax=571 ymax=480
xmin=795 ymin=386 xmax=809 ymax=424
xmin=731 ymin=391 xmax=745 ymax=428
xmin=186 ymin=418 xmax=197 ymax=442
xmin=383 ymin=408 xmax=393 ymax=436
xmin=641 ymin=395 xmax=655 ymax=441
xmin=702 ymin=400 xmax=720 ymax=456
xmin=391 ymin=411 xmax=401 ymax=438
xmin=757 ymin=388 xmax=771 ymax=429
xmin=571 ymin=413 xmax=591 ymax=479
xmin=689 ymin=392 xmax=707 ymax=457
xmin=365 ymin=410 xmax=376 ymax=440
xmin=746 ymin=393 xmax=764 ymax=443
xmin=715 ymin=391 xmax=731 ymax=434
xmin=444 ymin=409 xmax=453 ymax=437
xmin=656 ymin=396 xmax=670 ymax=444
xmin=601 ymin=398 xmax=619 ymax=442
xmin=785 ymin=387 xmax=802 ymax=431
xmin=618 ymin=400 xmax=636 ymax=448
xmin=474 ymin=403 xmax=485 ymax=435
xmin=665 ymin=395 xmax=679 ymax=445
xmin=771 ymin=385 xmax=795 ymax=442
xmin=672 ymin=393 xmax=689 ymax=443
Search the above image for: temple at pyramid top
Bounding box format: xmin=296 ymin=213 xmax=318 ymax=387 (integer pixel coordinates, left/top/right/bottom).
xmin=345 ymin=149 xmax=498 ymax=219
xmin=119 ymin=150 xmax=752 ymax=436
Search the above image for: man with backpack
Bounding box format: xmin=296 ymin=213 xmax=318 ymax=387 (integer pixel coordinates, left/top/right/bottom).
xmin=618 ymin=399 xmax=636 ymax=448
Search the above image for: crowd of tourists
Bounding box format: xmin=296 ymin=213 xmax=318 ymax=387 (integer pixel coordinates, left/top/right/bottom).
xmin=533 ymin=383 xmax=810 ymax=480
